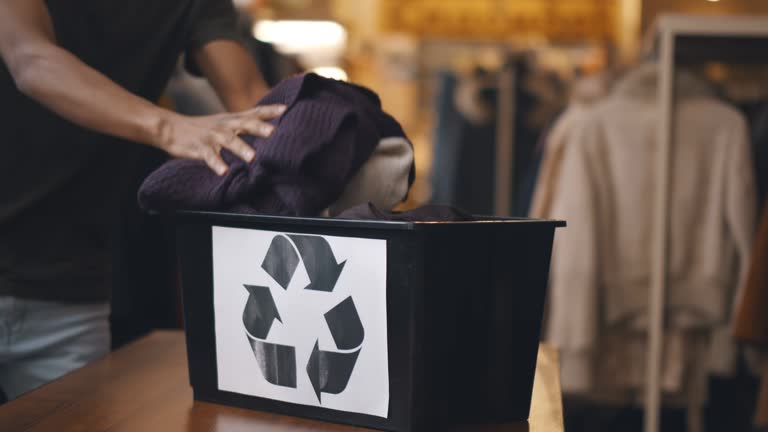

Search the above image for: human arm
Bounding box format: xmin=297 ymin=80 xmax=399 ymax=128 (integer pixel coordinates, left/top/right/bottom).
xmin=0 ymin=0 xmax=283 ymax=175
xmin=194 ymin=39 xmax=270 ymax=112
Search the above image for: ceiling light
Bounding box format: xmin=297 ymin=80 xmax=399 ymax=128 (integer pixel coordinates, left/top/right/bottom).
xmin=253 ymin=20 xmax=347 ymax=55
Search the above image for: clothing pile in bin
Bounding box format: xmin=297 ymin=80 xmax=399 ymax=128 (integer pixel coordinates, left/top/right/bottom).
xmin=139 ymin=73 xmax=415 ymax=217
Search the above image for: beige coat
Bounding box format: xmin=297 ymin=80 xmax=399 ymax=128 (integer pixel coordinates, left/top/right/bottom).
xmin=530 ymin=74 xmax=610 ymax=219
xmin=545 ymin=64 xmax=757 ymax=395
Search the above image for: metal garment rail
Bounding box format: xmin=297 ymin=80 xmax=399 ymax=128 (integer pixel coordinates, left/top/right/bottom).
xmin=646 ymin=14 xmax=768 ymax=432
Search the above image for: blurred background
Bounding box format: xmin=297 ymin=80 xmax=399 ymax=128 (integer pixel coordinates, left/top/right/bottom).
xmin=116 ymin=1 xmax=768 ymax=431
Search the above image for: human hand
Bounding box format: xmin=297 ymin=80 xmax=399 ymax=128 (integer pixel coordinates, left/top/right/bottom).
xmin=155 ymin=104 xmax=286 ymax=175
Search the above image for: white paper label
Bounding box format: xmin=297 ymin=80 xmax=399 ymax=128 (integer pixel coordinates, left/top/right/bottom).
xmin=212 ymin=226 xmax=389 ymax=418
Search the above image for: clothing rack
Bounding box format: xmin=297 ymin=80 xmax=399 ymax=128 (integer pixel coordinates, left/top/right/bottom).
xmin=646 ymin=14 xmax=768 ymax=432
xmin=425 ymin=42 xmax=520 ymax=217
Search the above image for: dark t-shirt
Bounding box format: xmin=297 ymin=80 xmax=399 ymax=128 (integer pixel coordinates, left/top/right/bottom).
xmin=0 ymin=0 xmax=239 ymax=302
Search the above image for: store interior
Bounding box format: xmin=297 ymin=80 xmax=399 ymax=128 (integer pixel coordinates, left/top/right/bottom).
xmin=109 ymin=1 xmax=768 ymax=431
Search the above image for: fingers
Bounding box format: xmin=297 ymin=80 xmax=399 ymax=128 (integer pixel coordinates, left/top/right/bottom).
xmin=202 ymin=104 xmax=286 ymax=171
xmin=204 ymin=129 xmax=254 ymax=170
xmin=202 ymin=145 xmax=228 ymax=176
xmin=246 ymin=104 xmax=287 ymax=120
xmin=235 ymin=104 xmax=286 ymax=136
xmin=219 ymin=105 xmax=285 ymax=139
xmin=211 ymin=128 xmax=255 ymax=163
xmin=227 ymin=136 xmax=256 ymax=162
xmin=220 ymin=117 xmax=275 ymax=139
xmin=234 ymin=118 xmax=275 ymax=138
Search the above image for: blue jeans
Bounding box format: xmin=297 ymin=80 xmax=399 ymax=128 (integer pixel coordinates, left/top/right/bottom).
xmin=0 ymin=296 xmax=110 ymax=400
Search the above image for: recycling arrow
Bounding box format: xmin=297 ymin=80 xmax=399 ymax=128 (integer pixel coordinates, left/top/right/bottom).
xmin=243 ymin=284 xmax=297 ymax=388
xmin=246 ymin=337 xmax=297 ymax=388
xmin=288 ymin=235 xmax=346 ymax=292
xmin=243 ymin=284 xmax=281 ymax=339
xmin=306 ymin=341 xmax=361 ymax=402
xmin=261 ymin=235 xmax=300 ymax=290
xmin=306 ymin=296 xmax=365 ymax=402
xmin=324 ymin=296 xmax=365 ymax=350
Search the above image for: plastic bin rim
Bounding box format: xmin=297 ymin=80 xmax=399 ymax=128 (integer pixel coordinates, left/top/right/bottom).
xmin=165 ymin=210 xmax=566 ymax=231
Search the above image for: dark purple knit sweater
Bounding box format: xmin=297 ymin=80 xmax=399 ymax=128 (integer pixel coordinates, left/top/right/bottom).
xmin=138 ymin=73 xmax=410 ymax=215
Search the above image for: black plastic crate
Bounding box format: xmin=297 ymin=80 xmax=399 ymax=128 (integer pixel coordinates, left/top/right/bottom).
xmin=174 ymin=211 xmax=563 ymax=431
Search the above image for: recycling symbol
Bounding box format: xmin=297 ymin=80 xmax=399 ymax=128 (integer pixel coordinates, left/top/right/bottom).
xmin=242 ymin=234 xmax=365 ymax=402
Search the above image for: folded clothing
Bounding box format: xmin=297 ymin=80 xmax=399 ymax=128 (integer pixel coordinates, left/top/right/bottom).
xmin=138 ymin=73 xmax=413 ymax=216
xmin=337 ymin=202 xmax=474 ymax=222
xmin=329 ymin=136 xmax=414 ymax=217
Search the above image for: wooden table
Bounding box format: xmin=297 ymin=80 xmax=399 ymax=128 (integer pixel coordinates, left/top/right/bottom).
xmin=0 ymin=331 xmax=563 ymax=432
